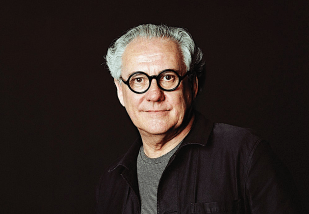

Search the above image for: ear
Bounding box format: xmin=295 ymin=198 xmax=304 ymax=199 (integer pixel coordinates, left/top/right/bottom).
xmin=192 ymin=76 xmax=199 ymax=99
xmin=114 ymin=79 xmax=125 ymax=107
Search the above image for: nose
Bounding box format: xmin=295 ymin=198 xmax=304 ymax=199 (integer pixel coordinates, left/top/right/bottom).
xmin=145 ymin=79 xmax=165 ymax=102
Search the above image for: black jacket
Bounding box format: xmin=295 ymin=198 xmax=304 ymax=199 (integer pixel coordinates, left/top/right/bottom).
xmin=96 ymin=112 xmax=303 ymax=213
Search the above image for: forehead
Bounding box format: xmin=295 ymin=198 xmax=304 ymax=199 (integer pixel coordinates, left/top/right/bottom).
xmin=122 ymin=37 xmax=184 ymax=75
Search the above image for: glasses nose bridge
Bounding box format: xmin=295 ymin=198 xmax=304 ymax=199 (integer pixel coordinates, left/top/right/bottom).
xmin=148 ymin=74 xmax=161 ymax=87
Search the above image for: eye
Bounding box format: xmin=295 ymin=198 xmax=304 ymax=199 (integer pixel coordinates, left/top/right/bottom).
xmin=135 ymin=77 xmax=144 ymax=83
xmin=129 ymin=73 xmax=148 ymax=86
xmin=132 ymin=76 xmax=146 ymax=83
xmin=162 ymin=74 xmax=176 ymax=81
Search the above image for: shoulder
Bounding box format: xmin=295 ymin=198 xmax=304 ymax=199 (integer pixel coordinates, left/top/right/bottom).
xmin=210 ymin=123 xmax=262 ymax=150
xmin=96 ymin=160 xmax=125 ymax=196
xmin=197 ymin=122 xmax=266 ymax=163
xmin=96 ymin=160 xmax=129 ymax=212
xmin=96 ymin=139 xmax=141 ymax=200
xmin=213 ymin=123 xmax=259 ymax=141
xmin=188 ymin=112 xmax=263 ymax=155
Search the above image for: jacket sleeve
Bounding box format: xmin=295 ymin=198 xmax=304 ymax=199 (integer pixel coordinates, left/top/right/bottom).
xmin=245 ymin=140 xmax=306 ymax=214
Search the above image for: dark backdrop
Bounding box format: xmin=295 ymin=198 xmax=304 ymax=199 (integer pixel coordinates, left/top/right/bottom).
xmin=2 ymin=0 xmax=308 ymax=213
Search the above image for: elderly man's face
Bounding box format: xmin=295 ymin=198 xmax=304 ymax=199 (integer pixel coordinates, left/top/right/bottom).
xmin=115 ymin=38 xmax=197 ymax=137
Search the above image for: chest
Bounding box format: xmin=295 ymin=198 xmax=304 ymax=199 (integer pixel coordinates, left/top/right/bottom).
xmin=120 ymin=148 xmax=246 ymax=213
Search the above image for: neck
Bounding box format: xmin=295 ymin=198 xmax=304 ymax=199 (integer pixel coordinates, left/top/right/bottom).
xmin=140 ymin=113 xmax=195 ymax=158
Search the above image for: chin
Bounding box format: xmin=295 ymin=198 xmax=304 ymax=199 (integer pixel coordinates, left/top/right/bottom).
xmin=141 ymin=128 xmax=170 ymax=136
xmin=139 ymin=119 xmax=179 ymax=136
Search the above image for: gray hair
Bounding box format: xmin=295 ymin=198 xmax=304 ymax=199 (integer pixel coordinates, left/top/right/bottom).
xmin=105 ymin=24 xmax=205 ymax=87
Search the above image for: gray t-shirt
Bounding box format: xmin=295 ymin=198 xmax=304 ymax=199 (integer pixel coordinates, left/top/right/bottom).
xmin=137 ymin=144 xmax=181 ymax=214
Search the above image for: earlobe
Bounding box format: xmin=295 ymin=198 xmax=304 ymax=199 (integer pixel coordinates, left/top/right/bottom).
xmin=114 ymin=79 xmax=125 ymax=107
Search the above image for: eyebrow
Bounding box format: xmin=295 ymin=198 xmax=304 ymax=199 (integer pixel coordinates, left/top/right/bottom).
xmin=125 ymin=69 xmax=180 ymax=78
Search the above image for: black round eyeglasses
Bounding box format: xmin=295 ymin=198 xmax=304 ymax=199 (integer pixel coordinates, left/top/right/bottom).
xmin=120 ymin=69 xmax=190 ymax=94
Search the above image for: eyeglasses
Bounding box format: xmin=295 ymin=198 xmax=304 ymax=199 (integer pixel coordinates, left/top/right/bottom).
xmin=120 ymin=69 xmax=190 ymax=94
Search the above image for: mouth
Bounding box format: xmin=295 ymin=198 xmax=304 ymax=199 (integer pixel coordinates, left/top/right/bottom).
xmin=143 ymin=110 xmax=170 ymax=116
xmin=144 ymin=110 xmax=169 ymax=112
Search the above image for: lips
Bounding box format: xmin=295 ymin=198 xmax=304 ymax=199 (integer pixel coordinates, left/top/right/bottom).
xmin=144 ymin=110 xmax=169 ymax=112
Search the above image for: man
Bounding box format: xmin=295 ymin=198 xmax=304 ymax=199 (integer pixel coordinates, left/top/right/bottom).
xmin=96 ymin=24 xmax=303 ymax=213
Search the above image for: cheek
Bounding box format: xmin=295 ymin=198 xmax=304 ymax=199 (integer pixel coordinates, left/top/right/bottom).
xmin=123 ymin=90 xmax=142 ymax=112
xmin=180 ymin=82 xmax=193 ymax=104
xmin=185 ymin=90 xmax=193 ymax=106
xmin=169 ymin=91 xmax=190 ymax=114
xmin=183 ymin=81 xmax=194 ymax=106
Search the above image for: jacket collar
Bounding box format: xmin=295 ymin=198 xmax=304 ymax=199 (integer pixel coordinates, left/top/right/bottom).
xmin=108 ymin=111 xmax=213 ymax=172
xmin=179 ymin=111 xmax=213 ymax=148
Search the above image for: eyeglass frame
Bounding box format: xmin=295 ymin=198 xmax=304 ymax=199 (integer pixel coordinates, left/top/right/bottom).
xmin=119 ymin=69 xmax=192 ymax=94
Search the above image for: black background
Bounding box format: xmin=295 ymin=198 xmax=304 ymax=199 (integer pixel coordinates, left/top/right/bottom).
xmin=1 ymin=0 xmax=309 ymax=213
